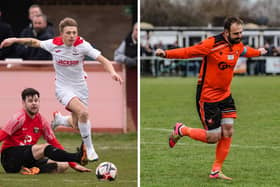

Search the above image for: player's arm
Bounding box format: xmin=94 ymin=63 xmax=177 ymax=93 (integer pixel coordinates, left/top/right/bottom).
xmin=0 ymin=37 xmax=41 ymax=48
xmin=155 ymin=38 xmax=213 ymax=59
xmin=96 ymin=55 xmax=123 ymax=84
xmin=241 ymin=46 xmax=267 ymax=57
xmin=0 ymin=112 xmax=25 ymax=141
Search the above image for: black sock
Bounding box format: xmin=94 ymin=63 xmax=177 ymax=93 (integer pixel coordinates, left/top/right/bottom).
xmin=38 ymin=163 xmax=58 ymax=173
xmin=44 ymin=145 xmax=80 ymax=163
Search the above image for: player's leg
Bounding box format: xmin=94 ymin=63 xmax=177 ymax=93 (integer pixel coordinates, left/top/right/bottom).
xmin=169 ymin=100 xmax=220 ymax=148
xmin=209 ymin=121 xmax=233 ymax=180
xmin=67 ymin=97 xmax=98 ymax=161
xmin=51 ymin=111 xmax=79 ymax=129
xmin=71 ymin=112 xmax=79 ymax=128
xmin=52 ymin=88 xmax=76 ymax=129
xmin=39 ymin=159 xmax=69 ymax=173
xmin=51 ymin=111 xmax=72 ymax=129
xmin=212 ymin=121 xmax=233 ymax=170
xmin=1 ymin=146 xmax=27 ymax=173
xmin=210 ymin=96 xmax=236 ymax=180
xmin=30 ymin=158 xmax=60 ymax=173
xmin=55 ymin=162 xmax=69 ymax=173
xmin=31 ymin=143 xmax=87 ymax=165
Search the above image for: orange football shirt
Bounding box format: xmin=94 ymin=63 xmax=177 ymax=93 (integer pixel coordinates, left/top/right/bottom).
xmin=165 ymin=33 xmax=261 ymax=102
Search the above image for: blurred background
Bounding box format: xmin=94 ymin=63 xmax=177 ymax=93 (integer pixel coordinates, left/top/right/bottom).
xmin=140 ymin=0 xmax=280 ymax=77
xmin=1 ymin=0 xmax=137 ymax=59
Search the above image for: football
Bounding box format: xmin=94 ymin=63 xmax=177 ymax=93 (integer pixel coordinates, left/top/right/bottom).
xmin=95 ymin=162 xmax=118 ymax=181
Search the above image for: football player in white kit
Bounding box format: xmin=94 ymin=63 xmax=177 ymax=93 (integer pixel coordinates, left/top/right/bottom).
xmin=0 ymin=17 xmax=123 ymax=162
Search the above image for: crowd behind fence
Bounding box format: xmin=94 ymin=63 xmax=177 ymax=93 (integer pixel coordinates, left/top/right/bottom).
xmin=140 ymin=56 xmax=279 ymax=77
xmin=140 ymin=27 xmax=280 ymax=77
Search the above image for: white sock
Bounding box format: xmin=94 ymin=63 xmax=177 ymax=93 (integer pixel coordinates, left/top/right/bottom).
xmin=78 ymin=121 xmax=97 ymax=158
xmin=55 ymin=114 xmax=71 ymax=127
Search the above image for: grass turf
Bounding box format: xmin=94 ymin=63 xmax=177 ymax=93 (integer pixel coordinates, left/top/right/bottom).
xmin=141 ymin=76 xmax=280 ymax=187
xmin=0 ymin=132 xmax=137 ymax=187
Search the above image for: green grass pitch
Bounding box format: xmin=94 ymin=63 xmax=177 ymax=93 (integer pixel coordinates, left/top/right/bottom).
xmin=141 ymin=76 xmax=280 ymax=187
xmin=0 ymin=132 xmax=137 ymax=187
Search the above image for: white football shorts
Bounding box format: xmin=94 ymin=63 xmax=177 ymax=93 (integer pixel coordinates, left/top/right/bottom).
xmin=55 ymin=84 xmax=88 ymax=107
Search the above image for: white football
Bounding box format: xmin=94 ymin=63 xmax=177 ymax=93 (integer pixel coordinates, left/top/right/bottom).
xmin=95 ymin=162 xmax=117 ymax=181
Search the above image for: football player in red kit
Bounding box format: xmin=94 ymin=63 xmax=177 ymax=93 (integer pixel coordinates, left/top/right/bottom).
xmin=0 ymin=88 xmax=90 ymax=174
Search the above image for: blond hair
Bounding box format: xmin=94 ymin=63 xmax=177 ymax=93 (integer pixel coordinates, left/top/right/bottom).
xmin=59 ymin=17 xmax=78 ymax=33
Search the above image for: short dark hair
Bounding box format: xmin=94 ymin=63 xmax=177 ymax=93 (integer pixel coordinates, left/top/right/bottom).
xmin=224 ymin=16 xmax=243 ymax=31
xmin=21 ymin=88 xmax=40 ymax=101
xmin=59 ymin=17 xmax=78 ymax=33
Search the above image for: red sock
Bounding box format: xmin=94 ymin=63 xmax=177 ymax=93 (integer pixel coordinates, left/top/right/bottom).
xmin=180 ymin=126 xmax=207 ymax=143
xmin=212 ymin=136 xmax=232 ymax=171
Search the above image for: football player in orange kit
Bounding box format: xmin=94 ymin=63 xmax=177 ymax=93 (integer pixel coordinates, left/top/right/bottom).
xmin=155 ymin=17 xmax=267 ymax=180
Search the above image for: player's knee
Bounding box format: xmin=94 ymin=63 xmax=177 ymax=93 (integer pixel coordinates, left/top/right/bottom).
xmin=78 ymin=110 xmax=89 ymax=121
xmin=33 ymin=143 xmax=49 ymax=152
xmin=222 ymin=123 xmax=234 ymax=137
xmin=32 ymin=143 xmax=50 ymax=160
xmin=207 ymin=133 xmax=220 ymax=143
xmin=223 ymin=129 xmax=233 ymax=137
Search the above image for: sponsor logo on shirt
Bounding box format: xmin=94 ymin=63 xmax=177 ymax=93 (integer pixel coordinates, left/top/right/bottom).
xmin=218 ymin=62 xmax=233 ymax=70
xmin=55 ymin=50 xmax=62 ymax=53
xmin=56 ymin=60 xmax=79 ymax=66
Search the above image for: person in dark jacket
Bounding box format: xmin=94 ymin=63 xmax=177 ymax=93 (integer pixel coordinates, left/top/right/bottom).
xmin=114 ymin=23 xmax=138 ymax=131
xmin=114 ymin=23 xmax=137 ymax=67
xmin=16 ymin=14 xmax=54 ymax=60
xmin=0 ymin=10 xmax=15 ymax=59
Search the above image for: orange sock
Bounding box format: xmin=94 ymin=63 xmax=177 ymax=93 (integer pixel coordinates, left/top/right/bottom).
xmin=212 ymin=136 xmax=232 ymax=171
xmin=180 ymin=126 xmax=207 ymax=143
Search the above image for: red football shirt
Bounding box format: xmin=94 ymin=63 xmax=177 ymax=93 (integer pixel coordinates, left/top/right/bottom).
xmin=1 ymin=109 xmax=58 ymax=152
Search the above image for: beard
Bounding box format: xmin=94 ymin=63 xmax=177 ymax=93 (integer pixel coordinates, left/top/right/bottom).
xmin=228 ymin=36 xmax=242 ymax=44
xmin=26 ymin=108 xmax=38 ymax=116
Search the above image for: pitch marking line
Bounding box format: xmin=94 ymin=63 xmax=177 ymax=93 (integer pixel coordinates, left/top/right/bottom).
xmin=142 ymin=128 xmax=280 ymax=150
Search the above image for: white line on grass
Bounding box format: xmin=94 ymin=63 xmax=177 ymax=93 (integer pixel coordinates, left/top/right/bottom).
xmin=142 ymin=128 xmax=280 ymax=150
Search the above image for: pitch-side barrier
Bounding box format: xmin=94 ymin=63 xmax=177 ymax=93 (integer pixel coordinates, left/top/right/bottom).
xmin=0 ymin=60 xmax=127 ymax=133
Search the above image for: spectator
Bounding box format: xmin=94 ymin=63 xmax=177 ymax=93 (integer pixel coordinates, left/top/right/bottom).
xmin=263 ymin=41 xmax=272 ymax=56
xmin=28 ymin=4 xmax=53 ymax=29
xmin=114 ymin=23 xmax=138 ymax=131
xmin=140 ymin=40 xmax=153 ymax=75
xmin=28 ymin=4 xmax=43 ymax=23
xmin=16 ymin=14 xmax=54 ymax=60
xmin=114 ymin=22 xmax=137 ymax=68
xmin=0 ymin=9 xmax=15 ymax=59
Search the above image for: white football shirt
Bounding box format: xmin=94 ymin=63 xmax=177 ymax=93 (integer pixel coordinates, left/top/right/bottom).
xmin=40 ymin=36 xmax=101 ymax=87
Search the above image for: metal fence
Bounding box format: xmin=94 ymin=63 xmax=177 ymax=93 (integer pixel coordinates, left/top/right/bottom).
xmin=140 ymin=56 xmax=280 ymax=77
